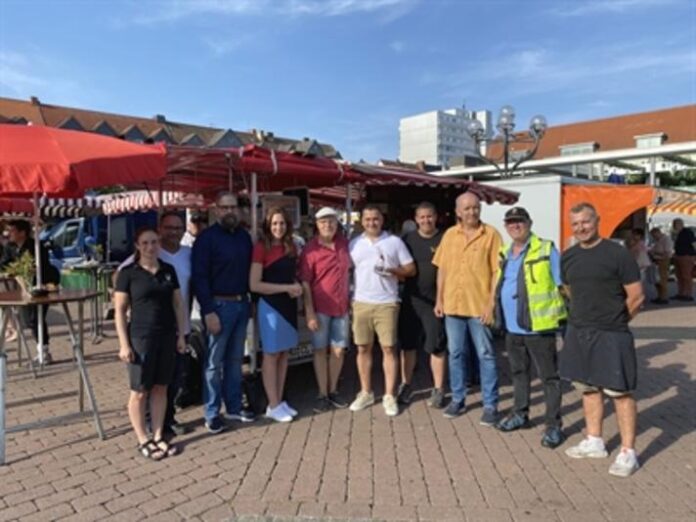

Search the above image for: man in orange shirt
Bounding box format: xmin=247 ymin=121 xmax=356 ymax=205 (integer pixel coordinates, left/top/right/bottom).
xmin=434 ymin=192 xmax=502 ymax=425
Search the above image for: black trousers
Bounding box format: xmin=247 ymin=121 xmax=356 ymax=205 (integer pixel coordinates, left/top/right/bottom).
xmin=20 ymin=304 xmax=50 ymax=345
xmin=506 ymin=333 xmax=562 ymax=428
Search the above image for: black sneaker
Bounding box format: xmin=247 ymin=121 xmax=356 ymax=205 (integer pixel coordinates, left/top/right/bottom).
xmin=168 ymin=421 xmax=191 ymax=436
xmin=313 ymin=396 xmax=333 ymax=414
xmin=427 ymin=388 xmax=446 ymax=409
xmin=650 ymin=298 xmax=669 ymax=305
xmin=479 ymin=408 xmax=500 ymax=427
xmin=223 ymin=409 xmax=256 ymax=423
xmin=205 ymin=416 xmax=225 ymax=434
xmin=328 ymin=392 xmax=348 ymax=409
xmin=541 ymin=426 xmax=565 ymax=449
xmin=496 ymin=413 xmax=531 ymax=432
xmin=443 ymin=400 xmax=466 ymax=418
xmin=397 ymin=383 xmax=413 ymax=405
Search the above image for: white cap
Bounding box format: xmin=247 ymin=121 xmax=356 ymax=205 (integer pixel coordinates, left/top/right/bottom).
xmin=315 ymin=207 xmax=338 ymax=220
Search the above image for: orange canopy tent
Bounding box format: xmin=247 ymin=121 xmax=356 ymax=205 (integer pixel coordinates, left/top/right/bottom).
xmin=561 ymin=185 xmax=655 ymax=249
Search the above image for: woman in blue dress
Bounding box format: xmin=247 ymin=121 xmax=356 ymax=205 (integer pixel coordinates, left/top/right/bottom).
xmin=250 ymin=207 xmax=303 ymax=423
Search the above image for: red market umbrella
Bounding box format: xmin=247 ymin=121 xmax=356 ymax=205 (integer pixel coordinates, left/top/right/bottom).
xmin=0 ymin=124 xmax=167 ymax=358
xmin=0 ymin=124 xmax=166 ymax=196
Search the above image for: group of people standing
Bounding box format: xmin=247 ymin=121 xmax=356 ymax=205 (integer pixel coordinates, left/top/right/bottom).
xmin=113 ymin=191 xmax=649 ymax=478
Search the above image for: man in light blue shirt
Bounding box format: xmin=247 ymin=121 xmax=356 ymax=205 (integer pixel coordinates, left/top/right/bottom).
xmin=494 ymin=207 xmax=566 ymax=449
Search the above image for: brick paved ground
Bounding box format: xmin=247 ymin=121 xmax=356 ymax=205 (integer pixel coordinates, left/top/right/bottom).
xmin=1 ymin=294 xmax=694 ymax=521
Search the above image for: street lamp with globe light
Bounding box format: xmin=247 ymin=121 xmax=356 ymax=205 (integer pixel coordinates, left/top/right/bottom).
xmin=466 ymin=105 xmax=548 ymax=177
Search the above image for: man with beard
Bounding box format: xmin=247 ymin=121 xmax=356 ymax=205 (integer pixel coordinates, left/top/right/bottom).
xmin=192 ymin=193 xmax=254 ymax=434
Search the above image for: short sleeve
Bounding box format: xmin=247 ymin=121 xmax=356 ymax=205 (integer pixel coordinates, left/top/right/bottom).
xmin=298 ymin=248 xmax=313 ymax=284
xmin=252 ymin=242 xmax=266 ymax=264
xmin=166 ymin=264 xmax=180 ymax=290
xmin=489 ymin=228 xmax=503 ymax=275
xmin=432 ymin=234 xmax=446 ymax=268
xmin=560 ymin=250 xmax=570 ymax=285
xmin=115 ymin=268 xmax=130 ymax=293
xmin=617 ymin=248 xmax=641 ymax=286
xmin=550 ymin=245 xmax=563 ymax=286
xmin=395 ymin=237 xmax=414 ymax=266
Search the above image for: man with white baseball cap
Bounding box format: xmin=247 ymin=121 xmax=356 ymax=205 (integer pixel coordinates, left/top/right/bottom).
xmin=299 ymin=207 xmax=352 ymax=413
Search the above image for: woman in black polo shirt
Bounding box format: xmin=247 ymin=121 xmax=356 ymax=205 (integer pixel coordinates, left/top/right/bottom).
xmin=115 ymin=227 xmax=186 ymax=460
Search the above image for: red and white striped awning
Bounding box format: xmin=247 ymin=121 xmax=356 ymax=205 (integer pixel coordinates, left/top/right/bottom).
xmin=0 ymin=196 xmax=102 ymax=218
xmin=100 ymin=190 xmax=207 ymax=215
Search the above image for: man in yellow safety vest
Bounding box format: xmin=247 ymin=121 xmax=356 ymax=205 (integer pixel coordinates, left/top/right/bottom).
xmin=494 ymin=207 xmax=567 ymax=449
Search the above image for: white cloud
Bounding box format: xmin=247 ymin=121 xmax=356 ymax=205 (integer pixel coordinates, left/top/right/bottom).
xmin=202 ymin=35 xmax=252 ymax=56
xmin=437 ymin=39 xmax=696 ymax=101
xmin=548 ymin=0 xmax=682 ymax=17
xmin=132 ymin=0 xmax=418 ymax=25
xmin=389 ymin=40 xmax=405 ymax=53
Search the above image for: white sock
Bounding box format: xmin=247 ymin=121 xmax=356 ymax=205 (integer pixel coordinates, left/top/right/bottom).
xmin=587 ymin=435 xmax=604 ymax=444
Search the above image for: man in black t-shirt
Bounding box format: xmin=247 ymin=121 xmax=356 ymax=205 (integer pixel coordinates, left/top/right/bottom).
xmin=398 ymin=202 xmax=447 ymax=408
xmin=561 ymin=202 xmax=644 ymax=478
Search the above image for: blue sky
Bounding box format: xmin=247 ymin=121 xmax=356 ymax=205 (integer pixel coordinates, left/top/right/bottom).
xmin=0 ymin=0 xmax=694 ymax=161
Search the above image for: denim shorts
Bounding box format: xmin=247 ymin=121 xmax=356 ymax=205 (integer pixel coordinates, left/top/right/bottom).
xmin=311 ymin=313 xmax=349 ymax=350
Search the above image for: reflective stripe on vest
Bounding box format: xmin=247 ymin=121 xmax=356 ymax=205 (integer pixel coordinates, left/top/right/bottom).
xmin=500 ymin=234 xmax=567 ymax=332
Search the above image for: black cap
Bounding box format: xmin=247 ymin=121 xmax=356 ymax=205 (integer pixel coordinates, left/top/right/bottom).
xmin=504 ymin=207 xmax=531 ymax=222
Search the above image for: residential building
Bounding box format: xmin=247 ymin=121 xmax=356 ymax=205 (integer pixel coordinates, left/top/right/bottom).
xmin=0 ymin=96 xmax=341 ymax=158
xmin=399 ymin=106 xmax=491 ymax=167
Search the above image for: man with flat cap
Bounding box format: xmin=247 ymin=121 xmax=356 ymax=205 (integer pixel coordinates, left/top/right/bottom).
xmin=494 ymin=207 xmax=566 ymax=448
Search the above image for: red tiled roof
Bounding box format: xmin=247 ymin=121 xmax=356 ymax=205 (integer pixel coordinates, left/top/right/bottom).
xmin=487 ymin=104 xmax=696 ymax=159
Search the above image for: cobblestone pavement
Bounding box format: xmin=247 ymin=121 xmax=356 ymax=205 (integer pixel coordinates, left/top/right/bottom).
xmin=0 ymin=297 xmax=694 ymax=521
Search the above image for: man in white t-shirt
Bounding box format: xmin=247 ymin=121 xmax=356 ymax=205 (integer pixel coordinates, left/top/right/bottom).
xmin=349 ymin=205 xmax=415 ymax=416
xmin=118 ymin=211 xmax=192 ymax=436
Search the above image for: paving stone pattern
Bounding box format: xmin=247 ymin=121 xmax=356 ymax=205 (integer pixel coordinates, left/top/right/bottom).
xmin=0 ymin=299 xmax=694 ymax=521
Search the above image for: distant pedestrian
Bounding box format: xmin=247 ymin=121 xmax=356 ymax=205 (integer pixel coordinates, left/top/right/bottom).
xmin=250 ymin=207 xmax=303 ymax=423
xmin=671 ymin=218 xmax=695 ymax=301
xmin=627 ymin=228 xmax=653 ymax=301
xmin=114 ymin=227 xmax=187 ymax=460
xmin=299 ymin=207 xmax=351 ymax=413
xmin=433 ymin=192 xmax=502 ymax=426
xmin=648 ymin=227 xmax=672 ymax=304
xmin=561 ymin=202 xmax=644 ymax=478
xmin=181 ymin=210 xmax=208 ymax=248
xmin=192 ymin=192 xmax=255 ymax=434
xmin=494 ymin=207 xmax=566 ymax=449
xmin=349 ymin=205 xmax=415 ymax=417
xmin=398 ymin=202 xmax=447 ymax=408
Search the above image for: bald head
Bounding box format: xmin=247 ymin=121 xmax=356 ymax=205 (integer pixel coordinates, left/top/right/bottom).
xmin=455 ymin=192 xmax=482 ymax=228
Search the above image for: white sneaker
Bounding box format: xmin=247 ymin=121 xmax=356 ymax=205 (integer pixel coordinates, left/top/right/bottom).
xmin=609 ymin=449 xmax=640 ymax=478
xmin=565 ymin=437 xmax=609 ymax=459
xmin=265 ymin=404 xmax=293 ymax=423
xmin=349 ymin=391 xmax=375 ymax=412
xmin=382 ymin=394 xmax=399 ymax=417
xmin=280 ymin=401 xmax=298 ymax=418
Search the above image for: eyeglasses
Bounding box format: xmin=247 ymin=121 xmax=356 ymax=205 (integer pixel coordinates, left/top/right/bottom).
xmin=505 ymin=219 xmax=527 ymax=225
xmin=162 ymin=226 xmax=185 ymax=231
xmin=218 ymin=205 xmax=238 ymax=210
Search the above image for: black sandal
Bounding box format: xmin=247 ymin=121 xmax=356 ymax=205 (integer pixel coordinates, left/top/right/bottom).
xmin=138 ymin=439 xmax=165 ymax=461
xmin=153 ymin=438 xmax=178 ymax=457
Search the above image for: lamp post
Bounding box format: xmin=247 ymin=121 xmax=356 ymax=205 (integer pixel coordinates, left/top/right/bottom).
xmin=466 ymin=105 xmax=547 ymax=177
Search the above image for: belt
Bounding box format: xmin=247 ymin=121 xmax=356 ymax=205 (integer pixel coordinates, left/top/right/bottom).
xmin=214 ymin=294 xmax=249 ymax=302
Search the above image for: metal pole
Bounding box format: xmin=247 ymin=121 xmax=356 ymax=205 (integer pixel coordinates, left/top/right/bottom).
xmin=503 ymin=131 xmax=510 ymax=177
xmin=0 ymin=311 xmax=8 ymax=465
xmin=33 ymin=193 xmax=46 ymax=364
xmin=345 ymin=183 xmax=353 ymax=237
xmin=106 ymin=214 xmax=111 ymax=263
xmin=649 ymin=156 xmax=657 ymax=186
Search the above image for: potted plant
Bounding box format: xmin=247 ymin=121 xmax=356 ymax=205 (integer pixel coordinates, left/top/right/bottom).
xmin=2 ymin=251 xmax=36 ymax=298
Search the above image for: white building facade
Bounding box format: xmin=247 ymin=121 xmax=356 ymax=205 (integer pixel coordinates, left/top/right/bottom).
xmin=399 ymin=107 xmax=491 ymax=166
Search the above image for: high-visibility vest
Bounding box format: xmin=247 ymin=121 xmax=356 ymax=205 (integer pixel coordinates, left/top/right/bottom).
xmin=497 ymin=234 xmax=567 ymax=332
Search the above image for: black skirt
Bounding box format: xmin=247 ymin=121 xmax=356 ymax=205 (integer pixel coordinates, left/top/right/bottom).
xmin=559 ymin=324 xmax=637 ymax=392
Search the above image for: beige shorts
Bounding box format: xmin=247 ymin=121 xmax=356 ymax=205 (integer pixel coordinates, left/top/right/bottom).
xmin=352 ymin=302 xmax=399 ymax=347
xmin=573 ymin=381 xmax=631 ymax=398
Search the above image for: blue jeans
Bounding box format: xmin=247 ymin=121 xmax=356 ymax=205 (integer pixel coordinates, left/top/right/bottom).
xmin=203 ymin=300 xmax=250 ymax=422
xmin=445 ymin=315 xmax=499 ymax=410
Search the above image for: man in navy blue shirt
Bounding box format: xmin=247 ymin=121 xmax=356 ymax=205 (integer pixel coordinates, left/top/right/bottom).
xmin=192 ymin=192 xmax=254 ymax=434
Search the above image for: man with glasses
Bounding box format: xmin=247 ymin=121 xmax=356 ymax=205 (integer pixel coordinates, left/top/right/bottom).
xmin=192 ymin=192 xmax=254 ymax=434
xmin=494 ymin=207 xmax=566 ymax=449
